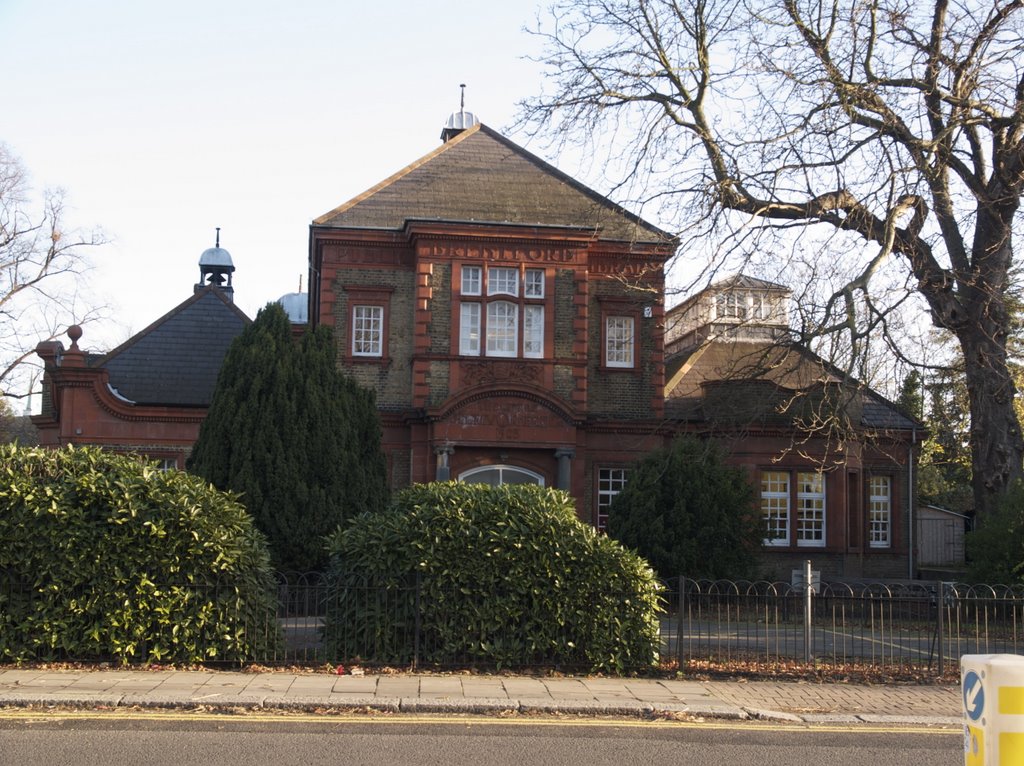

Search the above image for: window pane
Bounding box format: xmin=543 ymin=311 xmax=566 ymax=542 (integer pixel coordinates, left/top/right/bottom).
xmin=716 ymin=291 xmax=747 ymax=319
xmin=761 ymin=471 xmax=789 ymax=545
xmin=524 ymin=269 xmax=545 ymax=298
xmin=796 ymin=471 xmax=825 ymax=546
xmin=461 ymin=266 xmax=481 ymax=296
xmin=460 ymin=302 xmax=480 ymax=355
xmin=606 ymin=316 xmax=634 ymax=367
xmin=488 ymin=267 xmax=518 ymax=296
xmin=869 ymin=476 xmax=891 ymax=548
xmin=486 ymin=301 xmax=517 ymax=356
xmin=524 ymin=304 xmax=544 ymax=358
xmin=352 ymin=305 xmax=383 ymax=356
xmin=597 ymin=468 xmax=630 ymax=532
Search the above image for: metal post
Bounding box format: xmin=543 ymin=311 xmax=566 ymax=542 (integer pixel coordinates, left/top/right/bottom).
xmin=413 ymin=571 xmax=421 ymax=670
xmin=804 ymin=559 xmax=813 ymax=663
xmin=937 ymin=580 xmax=946 ymax=678
xmin=676 ymin=575 xmax=686 ymax=669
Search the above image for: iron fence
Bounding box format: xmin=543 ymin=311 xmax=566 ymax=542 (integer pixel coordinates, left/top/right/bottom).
xmin=667 ymin=577 xmax=1024 ymax=675
xmin=4 ymin=569 xmax=1024 ymax=674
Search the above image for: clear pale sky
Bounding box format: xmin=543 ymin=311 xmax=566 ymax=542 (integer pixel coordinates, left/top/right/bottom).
xmin=0 ymin=0 xmax=570 ymax=351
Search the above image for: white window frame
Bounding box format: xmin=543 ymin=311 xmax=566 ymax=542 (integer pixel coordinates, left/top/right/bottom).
xmin=524 ymin=269 xmax=545 ymax=298
xmin=760 ymin=471 xmax=790 ymax=546
xmin=868 ymin=476 xmax=892 ymax=548
xmin=459 ymin=465 xmax=545 ymax=486
xmin=605 ymin=316 xmax=635 ymax=368
xmin=523 ymin=304 xmax=544 ymax=359
xmin=352 ymin=305 xmax=384 ymax=357
xmin=597 ymin=468 xmax=630 ymax=532
xmin=460 ymin=302 xmax=481 ymax=356
xmin=461 ymin=265 xmax=482 ymax=296
xmin=796 ymin=471 xmax=826 ymax=547
xmin=486 ymin=300 xmax=518 ymax=357
xmin=487 ymin=267 xmax=519 ymax=297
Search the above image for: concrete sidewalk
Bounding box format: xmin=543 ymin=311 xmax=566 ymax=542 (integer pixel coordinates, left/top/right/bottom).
xmin=0 ymin=669 xmax=962 ymax=726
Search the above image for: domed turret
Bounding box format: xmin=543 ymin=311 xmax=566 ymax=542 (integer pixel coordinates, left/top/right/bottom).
xmin=196 ymin=227 xmax=235 ymax=301
xmin=440 ymin=83 xmax=480 ymax=142
xmin=277 ymin=276 xmax=309 ymax=324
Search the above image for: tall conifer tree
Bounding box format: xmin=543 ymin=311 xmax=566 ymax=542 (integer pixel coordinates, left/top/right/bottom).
xmin=188 ymin=303 xmax=387 ymax=571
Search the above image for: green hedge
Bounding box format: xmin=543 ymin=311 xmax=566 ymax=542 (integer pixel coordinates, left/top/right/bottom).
xmin=323 ymin=482 xmax=662 ymax=673
xmin=0 ymin=445 xmax=279 ymax=663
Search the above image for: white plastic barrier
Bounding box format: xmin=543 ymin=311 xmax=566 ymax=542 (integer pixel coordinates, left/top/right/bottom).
xmin=962 ymin=654 xmax=1024 ymax=765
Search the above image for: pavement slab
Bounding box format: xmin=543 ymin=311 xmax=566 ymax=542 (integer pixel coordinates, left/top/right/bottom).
xmin=0 ymin=669 xmax=963 ymax=726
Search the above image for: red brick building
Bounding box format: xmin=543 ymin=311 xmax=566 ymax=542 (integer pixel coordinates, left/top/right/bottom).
xmin=664 ymin=276 xmax=920 ymax=579
xmin=309 ymin=121 xmax=675 ymax=524
xmin=33 ymin=118 xmax=920 ymax=579
xmin=309 ymin=119 xmax=919 ymax=578
xmin=32 ymin=240 xmax=250 ymax=469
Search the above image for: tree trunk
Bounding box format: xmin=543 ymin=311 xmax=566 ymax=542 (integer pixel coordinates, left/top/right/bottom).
xmin=955 ymin=257 xmax=1024 ymax=521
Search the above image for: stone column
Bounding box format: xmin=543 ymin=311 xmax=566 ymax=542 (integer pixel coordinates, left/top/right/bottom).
xmin=434 ymin=445 xmax=454 ymax=482
xmin=554 ymin=448 xmax=575 ymax=491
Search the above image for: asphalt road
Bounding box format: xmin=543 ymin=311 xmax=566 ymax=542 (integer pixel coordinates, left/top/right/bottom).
xmin=0 ymin=711 xmax=962 ymax=766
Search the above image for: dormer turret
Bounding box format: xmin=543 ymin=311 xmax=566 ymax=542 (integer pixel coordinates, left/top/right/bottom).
xmin=666 ymin=275 xmax=791 ymax=356
xmin=196 ymin=227 xmax=235 ymax=302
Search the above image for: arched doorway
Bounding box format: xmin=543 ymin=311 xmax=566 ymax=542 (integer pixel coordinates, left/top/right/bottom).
xmin=458 ymin=465 xmax=545 ymax=487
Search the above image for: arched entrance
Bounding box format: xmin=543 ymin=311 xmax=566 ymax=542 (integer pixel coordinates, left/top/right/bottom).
xmin=458 ymin=465 xmax=545 ymax=487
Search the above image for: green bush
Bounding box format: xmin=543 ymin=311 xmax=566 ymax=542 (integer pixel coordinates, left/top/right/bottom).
xmin=967 ymin=481 xmax=1024 ymax=583
xmin=323 ymin=482 xmax=662 ymax=673
xmin=0 ymin=445 xmax=279 ymax=663
xmin=608 ymin=436 xmax=762 ymax=579
xmin=188 ymin=302 xmax=388 ymax=572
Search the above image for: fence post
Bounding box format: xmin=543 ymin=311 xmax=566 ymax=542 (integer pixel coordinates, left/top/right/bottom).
xmin=803 ymin=559 xmax=813 ymax=663
xmin=413 ymin=571 xmax=421 ymax=670
xmin=676 ymin=575 xmax=686 ymax=669
xmin=936 ymin=580 xmax=946 ymax=678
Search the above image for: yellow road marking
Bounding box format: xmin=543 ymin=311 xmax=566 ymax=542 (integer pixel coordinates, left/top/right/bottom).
xmin=0 ymin=707 xmax=960 ymax=735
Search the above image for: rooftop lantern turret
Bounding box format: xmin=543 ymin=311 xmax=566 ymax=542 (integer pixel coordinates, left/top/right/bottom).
xmin=196 ymin=227 xmax=235 ymax=302
xmin=440 ymin=83 xmax=480 ymax=142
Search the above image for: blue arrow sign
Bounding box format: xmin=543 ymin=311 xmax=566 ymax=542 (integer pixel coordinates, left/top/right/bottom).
xmin=963 ymin=670 xmax=985 ymax=722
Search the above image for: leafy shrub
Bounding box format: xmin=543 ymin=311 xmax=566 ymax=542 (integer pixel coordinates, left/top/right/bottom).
xmin=608 ymin=436 xmax=762 ymax=579
xmin=188 ymin=302 xmax=388 ymax=572
xmin=0 ymin=445 xmax=279 ymax=663
xmin=323 ymin=482 xmax=662 ymax=673
xmin=967 ymin=481 xmax=1024 ymax=583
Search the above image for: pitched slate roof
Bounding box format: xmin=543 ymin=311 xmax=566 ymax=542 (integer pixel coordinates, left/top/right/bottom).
xmin=96 ymin=287 xmax=249 ymax=407
xmin=665 ymin=340 xmax=918 ymax=432
xmin=314 ymin=124 xmax=673 ymax=244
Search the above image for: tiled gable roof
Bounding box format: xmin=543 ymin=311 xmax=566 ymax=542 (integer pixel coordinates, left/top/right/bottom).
xmin=314 ymin=124 xmax=672 ymax=244
xmin=665 ymin=340 xmax=918 ymax=432
xmin=97 ymin=287 xmax=249 ymax=407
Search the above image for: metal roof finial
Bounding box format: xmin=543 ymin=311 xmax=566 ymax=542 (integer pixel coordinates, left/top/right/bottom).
xmin=215 ymin=227 xmax=221 ymax=248
xmin=460 ymin=83 xmax=466 ymax=112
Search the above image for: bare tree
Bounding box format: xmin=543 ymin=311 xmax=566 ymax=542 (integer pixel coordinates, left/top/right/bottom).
xmin=520 ymin=0 xmax=1024 ymax=520
xmin=0 ymin=144 xmax=104 ymax=400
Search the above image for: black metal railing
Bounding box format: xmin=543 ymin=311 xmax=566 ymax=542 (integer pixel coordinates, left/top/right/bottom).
xmin=5 ymin=569 xmax=1024 ymax=674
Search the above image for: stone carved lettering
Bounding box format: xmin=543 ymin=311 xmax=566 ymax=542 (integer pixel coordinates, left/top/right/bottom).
xmin=419 ymin=244 xmax=579 ymax=263
xmin=453 ymin=401 xmax=552 ymax=431
xmin=461 ymin=361 xmax=540 ymax=386
xmin=588 ymin=260 xmax=663 ymax=277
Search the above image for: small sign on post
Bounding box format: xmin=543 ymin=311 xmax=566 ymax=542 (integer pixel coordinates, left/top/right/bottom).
xmin=790 ymin=567 xmax=821 ymax=593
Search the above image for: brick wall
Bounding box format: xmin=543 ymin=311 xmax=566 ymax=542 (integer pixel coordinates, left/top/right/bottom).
xmin=332 ymin=267 xmax=415 ymax=408
xmin=588 ymin=279 xmax=658 ymax=420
